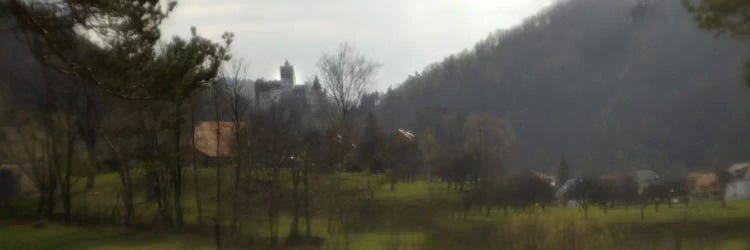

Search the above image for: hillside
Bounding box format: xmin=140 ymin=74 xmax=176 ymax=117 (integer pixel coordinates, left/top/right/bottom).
xmin=377 ymin=0 xmax=750 ymax=174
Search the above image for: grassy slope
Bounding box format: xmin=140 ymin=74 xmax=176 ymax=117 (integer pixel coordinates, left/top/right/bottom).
xmin=4 ymin=170 xmax=750 ymax=249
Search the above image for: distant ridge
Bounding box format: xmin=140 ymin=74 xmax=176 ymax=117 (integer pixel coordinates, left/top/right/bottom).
xmin=378 ymin=0 xmax=750 ymax=174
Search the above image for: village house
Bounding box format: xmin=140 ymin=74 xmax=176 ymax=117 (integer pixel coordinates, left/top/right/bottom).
xmin=635 ymin=170 xmax=662 ymax=194
xmin=725 ymin=163 xmax=750 ymax=201
xmin=192 ymin=121 xmax=246 ymax=164
xmin=685 ymin=172 xmax=719 ymax=199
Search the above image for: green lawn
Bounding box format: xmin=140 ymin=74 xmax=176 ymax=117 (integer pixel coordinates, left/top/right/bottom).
xmin=0 ymin=222 xmax=212 ymax=250
xmin=6 ymin=171 xmax=750 ymax=249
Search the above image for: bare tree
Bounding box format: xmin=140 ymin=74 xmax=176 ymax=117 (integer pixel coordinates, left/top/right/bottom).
xmin=212 ymin=79 xmax=226 ymax=249
xmin=189 ymin=96 xmax=204 ymax=226
xmin=60 ymin=86 xmax=78 ymax=225
xmin=317 ymin=43 xmax=381 ymax=122
xmin=225 ymin=58 xmax=252 ymax=235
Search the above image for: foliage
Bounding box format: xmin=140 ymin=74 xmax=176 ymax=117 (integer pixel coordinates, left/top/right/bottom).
xmin=684 ymin=0 xmax=750 ymax=37
xmin=378 ymin=0 xmax=750 ymax=172
xmin=462 ymin=113 xmax=515 ymax=176
xmin=685 ymin=0 xmax=750 ymax=86
xmin=7 ymin=0 xmax=177 ymax=99
xmin=151 ymin=31 xmax=232 ymax=103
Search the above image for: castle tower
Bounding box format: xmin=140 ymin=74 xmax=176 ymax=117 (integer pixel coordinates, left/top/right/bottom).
xmin=312 ymin=76 xmax=322 ymax=91
xmin=280 ymin=60 xmax=295 ymax=87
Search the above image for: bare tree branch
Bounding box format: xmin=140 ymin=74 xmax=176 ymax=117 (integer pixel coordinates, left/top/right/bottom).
xmin=317 ymin=43 xmax=381 ymax=121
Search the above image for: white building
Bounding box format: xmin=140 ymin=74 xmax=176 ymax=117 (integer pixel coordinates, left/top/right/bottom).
xmin=635 ymin=170 xmax=662 ymax=194
xmin=725 ymin=163 xmax=750 ymax=201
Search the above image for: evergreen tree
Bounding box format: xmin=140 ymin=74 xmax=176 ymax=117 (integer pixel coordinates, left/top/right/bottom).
xmin=358 ymin=112 xmax=383 ymax=173
xmin=558 ymin=155 xmax=570 ymax=186
xmin=685 ymin=0 xmax=750 ymax=85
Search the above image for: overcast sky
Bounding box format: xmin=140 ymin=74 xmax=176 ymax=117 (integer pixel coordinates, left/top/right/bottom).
xmin=161 ymin=0 xmax=554 ymax=91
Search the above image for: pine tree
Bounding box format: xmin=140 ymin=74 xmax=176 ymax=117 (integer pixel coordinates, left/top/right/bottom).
xmin=685 ymin=0 xmax=750 ymax=85
xmin=558 ymin=155 xmax=570 ymax=187
xmin=358 ymin=112 xmax=383 ymax=173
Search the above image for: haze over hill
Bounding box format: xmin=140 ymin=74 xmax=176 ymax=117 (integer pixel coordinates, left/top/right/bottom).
xmin=377 ymin=0 xmax=750 ymax=175
xmin=160 ymin=0 xmax=553 ymax=91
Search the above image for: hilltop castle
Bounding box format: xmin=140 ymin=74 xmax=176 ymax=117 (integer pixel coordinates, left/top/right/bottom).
xmin=254 ymin=61 xmax=324 ymax=111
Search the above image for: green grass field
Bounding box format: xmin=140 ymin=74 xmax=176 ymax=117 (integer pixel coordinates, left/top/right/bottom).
xmin=0 ymin=222 xmax=212 ymax=250
xmin=3 ymin=170 xmax=750 ymax=249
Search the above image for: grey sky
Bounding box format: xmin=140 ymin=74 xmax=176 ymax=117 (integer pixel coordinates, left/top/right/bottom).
xmin=161 ymin=0 xmax=553 ymax=91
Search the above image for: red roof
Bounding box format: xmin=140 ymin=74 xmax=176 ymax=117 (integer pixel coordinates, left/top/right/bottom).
xmin=194 ymin=121 xmax=246 ymax=158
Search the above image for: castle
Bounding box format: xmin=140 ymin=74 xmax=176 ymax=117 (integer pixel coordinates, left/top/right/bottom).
xmin=254 ymin=61 xmax=324 ymax=111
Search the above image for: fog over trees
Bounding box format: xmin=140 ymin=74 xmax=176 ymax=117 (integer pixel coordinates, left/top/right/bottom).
xmin=378 ymin=0 xmax=750 ymax=175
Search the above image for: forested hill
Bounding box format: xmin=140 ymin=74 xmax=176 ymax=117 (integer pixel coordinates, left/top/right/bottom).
xmin=377 ymin=0 xmax=750 ymax=175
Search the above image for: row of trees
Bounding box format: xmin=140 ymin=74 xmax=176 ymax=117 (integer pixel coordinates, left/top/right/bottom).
xmin=458 ymin=171 xmax=687 ymax=220
xmin=2 ymin=2 xmax=400 ymax=248
xmin=2 ymin=0 xmax=232 ymax=229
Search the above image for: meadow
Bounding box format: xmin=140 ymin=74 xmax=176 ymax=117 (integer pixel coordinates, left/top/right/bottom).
xmin=2 ymin=169 xmax=750 ymax=249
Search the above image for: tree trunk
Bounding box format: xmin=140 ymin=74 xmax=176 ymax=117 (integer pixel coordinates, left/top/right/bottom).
xmin=215 ymin=161 xmax=223 ymax=249
xmin=230 ymin=142 xmax=242 ymax=234
xmin=173 ymin=103 xmax=184 ymax=230
xmin=83 ymin=135 xmax=97 ymax=190
xmin=269 ymin=161 xmax=280 ymax=248
xmin=85 ymin=173 xmax=95 ymax=190
xmin=213 ymin=98 xmax=223 ymax=249
xmin=101 ymin=129 xmax=135 ymax=225
xmin=36 ymin=181 xmax=46 ymax=218
xmin=121 ymin=165 xmax=135 ymax=225
xmin=303 ymin=155 xmax=311 ymax=237
xmin=290 ymin=169 xmax=301 ymax=238
xmin=143 ymin=109 xmax=173 ymax=228
xmin=62 ymin=125 xmax=74 ymax=224
xmin=84 ymin=149 xmax=97 ymax=190
xmin=45 ymin=126 xmax=59 ymax=219
xmin=190 ymin=108 xmax=204 ymax=226
xmin=45 ymin=177 xmax=56 ymax=218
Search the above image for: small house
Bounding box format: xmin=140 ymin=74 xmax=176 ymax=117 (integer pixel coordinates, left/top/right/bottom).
xmin=635 ymin=170 xmax=662 ymax=194
xmin=686 ymin=172 xmax=719 ymax=198
xmin=725 ymin=163 xmax=750 ymax=201
xmin=555 ymin=178 xmax=578 ymax=200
